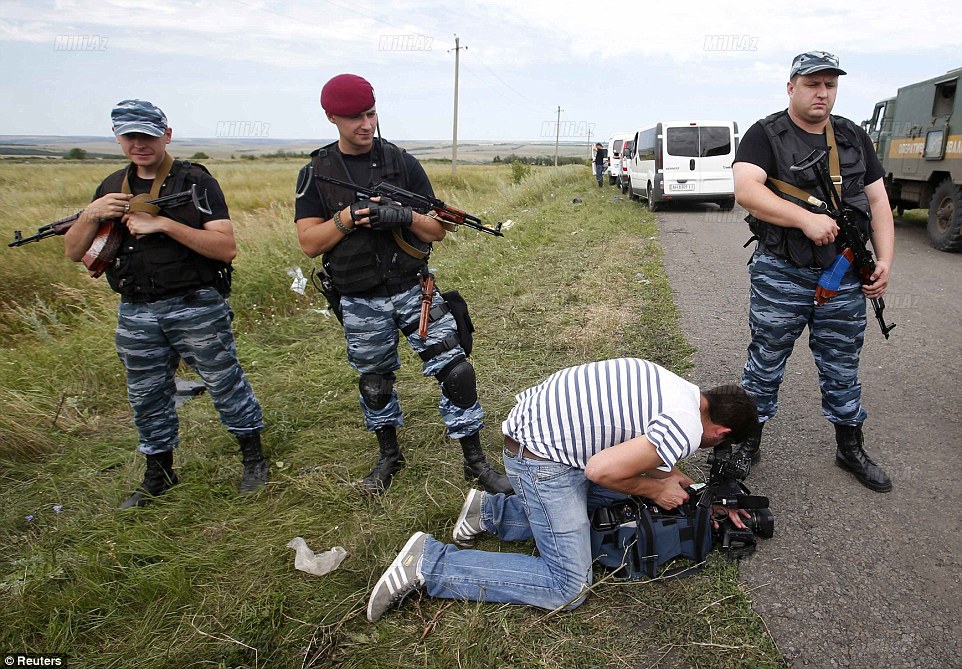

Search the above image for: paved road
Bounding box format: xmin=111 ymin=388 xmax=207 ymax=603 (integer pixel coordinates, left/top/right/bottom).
xmin=653 ymin=202 xmax=962 ymax=669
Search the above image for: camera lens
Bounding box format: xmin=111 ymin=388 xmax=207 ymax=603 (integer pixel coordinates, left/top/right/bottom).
xmin=746 ymin=508 xmax=774 ymax=539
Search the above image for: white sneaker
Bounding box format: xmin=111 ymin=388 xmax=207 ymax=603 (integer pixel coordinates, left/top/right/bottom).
xmin=367 ymin=532 xmax=427 ymax=622
xmin=452 ymin=489 xmax=485 ymax=547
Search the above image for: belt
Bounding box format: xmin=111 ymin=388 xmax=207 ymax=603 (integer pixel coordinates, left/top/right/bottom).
xmin=503 ymin=435 xmax=550 ymax=461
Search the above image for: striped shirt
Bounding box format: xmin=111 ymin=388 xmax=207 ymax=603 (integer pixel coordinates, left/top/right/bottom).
xmin=501 ymin=358 xmax=703 ymax=471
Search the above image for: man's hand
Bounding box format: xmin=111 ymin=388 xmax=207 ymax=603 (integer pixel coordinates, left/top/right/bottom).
xmin=351 ymin=196 xmax=413 ymax=231
xmin=124 ymin=211 xmax=167 ymax=236
xmin=86 ymin=192 xmax=133 ymax=221
xmin=712 ymin=505 xmax=750 ymax=530
xmin=863 ymin=258 xmax=891 ymax=298
xmin=650 ymin=478 xmax=690 ymax=510
xmin=800 ymin=211 xmax=840 ymax=246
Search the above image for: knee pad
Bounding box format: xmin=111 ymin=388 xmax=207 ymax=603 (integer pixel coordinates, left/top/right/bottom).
xmin=437 ymin=357 xmax=477 ymax=409
xmin=359 ymin=373 xmax=395 ymax=410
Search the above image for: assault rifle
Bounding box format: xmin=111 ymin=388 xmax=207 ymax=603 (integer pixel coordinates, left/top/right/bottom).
xmin=8 ymin=185 xmax=211 ymax=248
xmin=296 ymin=166 xmax=504 ymax=237
xmin=790 ymin=149 xmax=896 ymax=339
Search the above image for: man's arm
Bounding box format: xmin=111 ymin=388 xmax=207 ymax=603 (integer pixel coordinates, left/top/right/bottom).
xmin=64 ymin=192 xmax=132 ymax=261
xmin=295 ymin=209 xmax=351 ymax=258
xmin=124 ymin=213 xmax=237 ymax=263
xmin=863 ymin=177 xmax=894 ymax=298
xmin=584 ymin=436 xmax=693 ymax=509
xmin=295 ymin=204 xmax=446 ymax=259
xmin=734 ymin=161 xmax=839 ymax=246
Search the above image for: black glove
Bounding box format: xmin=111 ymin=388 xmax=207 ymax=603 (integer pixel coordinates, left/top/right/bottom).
xmin=368 ymin=203 xmax=414 ymax=230
xmin=350 ymin=199 xmax=378 ymax=222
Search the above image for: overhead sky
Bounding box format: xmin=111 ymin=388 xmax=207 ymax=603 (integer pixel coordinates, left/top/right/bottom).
xmin=1 ymin=0 xmax=959 ymax=143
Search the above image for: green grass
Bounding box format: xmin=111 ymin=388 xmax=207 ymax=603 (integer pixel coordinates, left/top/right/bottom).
xmin=0 ymin=161 xmax=783 ymax=668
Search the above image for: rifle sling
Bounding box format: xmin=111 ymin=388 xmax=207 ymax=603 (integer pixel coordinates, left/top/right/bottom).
xmin=391 ymin=212 xmax=458 ymax=261
xmin=392 ymin=229 xmax=429 ymax=260
xmin=766 ymin=120 xmax=842 ymax=210
xmin=121 ymin=152 xmax=174 ymax=215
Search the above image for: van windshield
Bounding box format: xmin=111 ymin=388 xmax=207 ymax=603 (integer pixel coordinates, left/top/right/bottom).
xmin=666 ymin=126 xmax=731 ymax=157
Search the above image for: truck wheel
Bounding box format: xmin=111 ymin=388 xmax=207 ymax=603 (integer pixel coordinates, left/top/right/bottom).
xmin=647 ymin=184 xmax=661 ymax=212
xmin=927 ymin=179 xmax=962 ymax=252
xmin=719 ymin=198 xmax=735 ymax=211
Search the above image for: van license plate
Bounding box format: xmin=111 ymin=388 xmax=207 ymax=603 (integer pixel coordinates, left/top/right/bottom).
xmin=670 ymin=184 xmax=695 ymax=191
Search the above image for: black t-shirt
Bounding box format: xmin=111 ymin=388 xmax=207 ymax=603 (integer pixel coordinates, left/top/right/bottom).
xmin=93 ymin=166 xmax=230 ymax=223
xmin=734 ymin=114 xmax=884 ymax=185
xmin=594 ymin=148 xmax=607 ymax=165
xmin=294 ymin=148 xmax=434 ymax=221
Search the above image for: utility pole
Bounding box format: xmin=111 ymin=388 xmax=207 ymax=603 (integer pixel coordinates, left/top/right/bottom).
xmin=554 ymin=105 xmax=563 ymax=167
xmin=450 ymin=35 xmax=466 ymax=175
xmin=587 ymin=126 xmax=592 ymax=160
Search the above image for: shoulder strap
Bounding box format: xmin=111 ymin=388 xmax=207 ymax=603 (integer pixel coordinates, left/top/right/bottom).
xmin=766 ymin=118 xmax=840 ymax=208
xmin=766 ymin=178 xmax=827 ymax=209
xmin=121 ymin=152 xmax=174 ymax=215
xmin=825 ymin=119 xmax=842 ymax=199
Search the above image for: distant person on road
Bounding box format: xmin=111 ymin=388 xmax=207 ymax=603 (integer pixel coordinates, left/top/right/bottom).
xmin=293 ymin=73 xmax=511 ymax=497
xmin=63 ymin=99 xmax=268 ymax=509
xmin=365 ymin=358 xmax=758 ymax=621
xmin=732 ymin=51 xmax=895 ymax=492
xmin=592 ymin=142 xmax=607 ymax=187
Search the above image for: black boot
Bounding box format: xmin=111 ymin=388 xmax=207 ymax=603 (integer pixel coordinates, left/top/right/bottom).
xmin=120 ymin=451 xmax=178 ymax=509
xmin=835 ymin=424 xmax=892 ymax=492
xmin=359 ymin=426 xmax=405 ymax=496
xmin=460 ymin=432 xmax=513 ymax=494
xmin=732 ymin=421 xmax=764 ymax=473
xmin=237 ymin=432 xmax=269 ymax=493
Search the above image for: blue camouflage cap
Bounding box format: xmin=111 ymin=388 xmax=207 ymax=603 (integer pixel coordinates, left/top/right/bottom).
xmin=790 ymin=51 xmax=847 ymax=78
xmin=111 ymin=99 xmax=168 ymax=136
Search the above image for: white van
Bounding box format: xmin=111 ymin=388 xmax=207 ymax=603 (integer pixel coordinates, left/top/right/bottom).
xmin=627 ymin=120 xmax=738 ymax=210
xmin=606 ymin=131 xmax=634 ymax=185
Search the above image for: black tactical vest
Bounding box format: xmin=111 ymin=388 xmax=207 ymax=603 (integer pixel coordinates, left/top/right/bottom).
xmin=310 ymin=140 xmax=429 ymax=295
xmin=748 ymin=111 xmax=872 ymax=269
xmin=101 ymin=160 xmax=231 ymax=301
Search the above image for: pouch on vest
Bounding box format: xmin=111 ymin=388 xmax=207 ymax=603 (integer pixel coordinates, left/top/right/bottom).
xmin=441 ymin=290 xmax=474 ymax=357
xmin=590 ymin=496 xmax=712 ymax=580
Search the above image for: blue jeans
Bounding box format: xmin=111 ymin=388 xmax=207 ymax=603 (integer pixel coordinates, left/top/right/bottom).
xmin=742 ymin=251 xmax=868 ymax=425
xmin=341 ymin=283 xmax=483 ymax=439
xmin=594 ymin=163 xmax=605 ymax=184
xmin=115 ymin=287 xmax=264 ymax=455
xmin=419 ymin=446 xmax=626 ymax=610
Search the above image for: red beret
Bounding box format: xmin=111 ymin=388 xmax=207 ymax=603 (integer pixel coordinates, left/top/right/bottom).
xmin=320 ymin=74 xmax=376 ymax=116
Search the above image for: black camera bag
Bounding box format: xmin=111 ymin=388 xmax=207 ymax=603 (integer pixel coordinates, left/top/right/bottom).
xmin=590 ymin=496 xmax=713 ymax=580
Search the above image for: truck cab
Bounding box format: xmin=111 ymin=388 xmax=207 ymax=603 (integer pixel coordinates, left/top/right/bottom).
xmin=863 ymin=68 xmax=962 ymax=251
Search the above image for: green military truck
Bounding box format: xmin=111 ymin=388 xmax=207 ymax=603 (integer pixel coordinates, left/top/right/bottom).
xmin=862 ymin=67 xmax=962 ymax=251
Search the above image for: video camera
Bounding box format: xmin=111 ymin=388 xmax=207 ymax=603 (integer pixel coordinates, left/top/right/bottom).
xmin=691 ymin=441 xmax=774 ymax=557
xmin=589 ymin=442 xmax=775 ymax=579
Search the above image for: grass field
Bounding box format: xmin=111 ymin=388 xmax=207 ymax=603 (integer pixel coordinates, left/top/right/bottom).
xmin=0 ymin=160 xmax=784 ymax=668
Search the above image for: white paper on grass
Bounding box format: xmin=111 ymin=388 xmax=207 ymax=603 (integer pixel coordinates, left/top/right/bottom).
xmin=286 ymin=537 xmax=348 ymax=576
xmin=287 ymin=267 xmax=307 ymax=295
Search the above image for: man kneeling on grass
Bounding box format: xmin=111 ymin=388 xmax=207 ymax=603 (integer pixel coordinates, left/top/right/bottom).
xmin=366 ymin=358 xmax=758 ymax=621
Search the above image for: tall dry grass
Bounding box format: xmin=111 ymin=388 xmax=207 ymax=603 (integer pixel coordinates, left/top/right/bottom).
xmin=0 ymin=158 xmax=779 ymax=669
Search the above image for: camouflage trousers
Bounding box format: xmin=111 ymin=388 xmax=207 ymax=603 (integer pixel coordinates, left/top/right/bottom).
xmin=742 ymin=251 xmax=869 ymax=426
xmin=341 ymin=283 xmax=483 ymax=439
xmin=116 ymin=287 xmax=264 ymax=455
